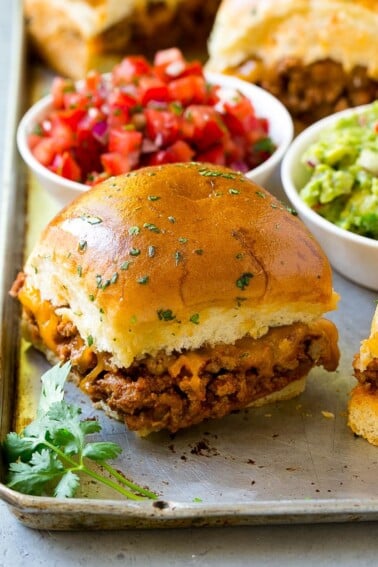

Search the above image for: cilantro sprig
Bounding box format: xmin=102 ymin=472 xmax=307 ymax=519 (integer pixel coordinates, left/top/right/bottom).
xmin=2 ymin=362 xmax=157 ymax=500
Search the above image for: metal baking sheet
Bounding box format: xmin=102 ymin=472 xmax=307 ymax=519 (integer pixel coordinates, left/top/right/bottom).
xmin=1 ymin=3 xmax=378 ymax=530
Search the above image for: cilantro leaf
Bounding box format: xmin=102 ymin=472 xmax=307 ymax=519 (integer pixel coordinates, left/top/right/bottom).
xmin=54 ymin=471 xmax=80 ymax=498
xmin=37 ymin=361 xmax=71 ymax=416
xmin=7 ymin=449 xmax=64 ymax=496
xmin=82 ymin=442 xmax=123 ymax=462
xmin=2 ymin=362 xmax=158 ymax=501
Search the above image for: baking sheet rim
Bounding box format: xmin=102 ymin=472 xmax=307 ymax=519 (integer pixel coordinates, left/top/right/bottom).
xmin=1 ymin=1 xmax=378 ymax=531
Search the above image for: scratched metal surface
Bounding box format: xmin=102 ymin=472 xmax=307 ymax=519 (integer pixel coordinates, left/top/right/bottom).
xmin=1 ymin=2 xmax=378 ymax=531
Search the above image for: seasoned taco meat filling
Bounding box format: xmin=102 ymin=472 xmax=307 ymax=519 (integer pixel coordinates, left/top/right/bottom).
xmin=19 ymin=293 xmax=339 ymax=433
xmin=231 ymin=57 xmax=378 ymax=130
xmin=353 ymin=355 xmax=378 ymax=392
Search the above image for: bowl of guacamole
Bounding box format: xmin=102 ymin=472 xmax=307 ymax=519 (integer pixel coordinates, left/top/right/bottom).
xmin=281 ymin=102 xmax=378 ymax=291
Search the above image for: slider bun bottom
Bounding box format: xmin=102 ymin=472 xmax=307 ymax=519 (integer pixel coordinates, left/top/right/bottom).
xmin=247 ymin=376 xmax=306 ymax=408
xmin=348 ymin=385 xmax=378 ymax=446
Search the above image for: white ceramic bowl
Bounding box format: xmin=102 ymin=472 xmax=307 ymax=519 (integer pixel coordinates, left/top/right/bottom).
xmin=17 ymin=72 xmax=293 ymax=207
xmin=281 ymin=104 xmax=378 ymax=291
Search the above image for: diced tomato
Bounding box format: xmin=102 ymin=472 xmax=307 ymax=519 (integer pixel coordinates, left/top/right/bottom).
xmin=63 ymin=91 xmax=93 ymax=112
xmin=54 ymin=151 xmax=81 ymax=181
xmin=107 ymin=106 xmax=130 ymax=128
xmin=49 ymin=117 xmax=76 ymax=153
xmin=112 ymin=56 xmax=151 ymax=86
xmin=101 ymin=152 xmax=133 ymax=175
xmin=138 ymin=77 xmax=170 ymax=105
xmin=107 ymin=90 xmax=137 ymax=128
xmin=168 ymin=76 xmax=207 ymax=106
xmin=176 ymin=61 xmax=204 ymax=79
xmin=178 ymin=115 xmax=196 ymax=140
xmin=147 ymin=140 xmax=194 ymax=166
xmin=223 ymin=134 xmax=245 ymax=163
xmin=154 ymin=49 xmax=204 ymax=81
xmin=184 ymin=106 xmax=226 ymax=150
xmin=107 ymin=89 xmax=137 ymax=110
xmin=144 ymin=108 xmax=179 ymax=146
xmin=108 ymin=128 xmax=143 ymax=155
xmin=165 ymin=140 xmax=195 ymax=162
xmin=196 ymin=145 xmax=226 ymax=166
xmin=83 ymin=70 xmax=102 ymax=93
xmin=223 ymin=97 xmax=259 ymax=135
xmin=74 ymin=123 xmax=103 ymax=177
xmin=51 ymin=76 xmax=75 ymax=109
xmin=153 ymin=48 xmax=185 ymax=68
xmin=51 ymin=107 xmax=86 ymax=130
xmin=31 ymin=137 xmax=56 ymax=166
xmin=28 ymin=132 xmax=44 ymax=150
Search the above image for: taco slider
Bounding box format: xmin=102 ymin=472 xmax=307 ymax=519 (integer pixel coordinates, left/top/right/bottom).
xmin=11 ymin=163 xmax=340 ymax=434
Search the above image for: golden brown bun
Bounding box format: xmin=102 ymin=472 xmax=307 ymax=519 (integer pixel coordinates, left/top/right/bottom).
xmin=247 ymin=376 xmax=306 ymax=408
xmin=24 ymin=0 xmax=220 ymax=79
xmin=354 ymin=306 xmax=378 ymax=374
xmin=348 ymin=385 xmax=378 ymax=446
xmin=207 ymin=0 xmax=378 ymax=79
xmin=21 ymin=163 xmax=338 ymax=369
xmin=348 ymin=306 xmax=378 ymax=446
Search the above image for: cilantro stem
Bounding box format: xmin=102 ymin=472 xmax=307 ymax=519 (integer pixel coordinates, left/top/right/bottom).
xmin=42 ymin=440 xmax=150 ymax=500
xmin=101 ymin=462 xmax=157 ymax=499
xmin=76 ymin=463 xmax=147 ymax=501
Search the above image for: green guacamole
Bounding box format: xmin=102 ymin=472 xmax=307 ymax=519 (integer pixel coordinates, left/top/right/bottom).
xmin=299 ymin=101 xmax=378 ymax=240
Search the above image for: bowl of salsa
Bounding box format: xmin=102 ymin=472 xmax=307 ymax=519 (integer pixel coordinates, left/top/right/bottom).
xmin=17 ymin=48 xmax=293 ymax=206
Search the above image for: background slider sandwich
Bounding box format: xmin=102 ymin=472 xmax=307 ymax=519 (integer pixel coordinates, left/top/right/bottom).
xmin=11 ymin=163 xmax=340 ymax=435
xmin=24 ymin=0 xmax=221 ymax=79
xmin=206 ymin=0 xmax=378 ymax=130
xmin=349 ymin=306 xmax=378 ymax=445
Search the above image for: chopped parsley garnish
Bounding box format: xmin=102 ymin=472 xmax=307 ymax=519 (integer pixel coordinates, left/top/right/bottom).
xmin=129 ymin=248 xmax=141 ymax=256
xmin=157 ymin=309 xmax=176 ymax=321
xmin=89 ymin=294 xmax=95 ymax=301
xmin=121 ymin=261 xmax=131 ymax=270
xmin=143 ymin=223 xmax=160 ymax=233
xmin=194 ymin=249 xmax=204 ymax=255
xmin=286 ymin=205 xmax=298 ymax=216
xmin=148 ymin=245 xmax=156 ymax=258
xmin=236 ymin=272 xmax=254 ymax=290
xmin=255 ymin=191 xmax=266 ymax=198
xmin=77 ymin=266 xmax=83 ymax=277
xmin=229 ymin=188 xmax=240 ymax=195
xmin=174 ymin=251 xmax=183 ymax=266
xmin=198 ymin=168 xmax=237 ymax=180
xmin=178 ymin=237 xmax=188 ymax=243
xmin=137 ymin=276 xmax=149 ymax=285
xmin=80 ymin=214 xmax=103 ymax=225
xmin=87 ymin=335 xmax=94 ymax=346
xmin=148 ymin=195 xmax=160 ymax=201
xmin=236 ymin=253 xmax=244 ymax=260
xmin=128 ymin=226 xmax=140 ymax=235
xmin=168 ymin=216 xmax=176 ymax=223
xmin=95 ymin=272 xmax=118 ymax=289
xmin=78 ymin=240 xmax=87 ymax=251
xmin=190 ymin=313 xmax=200 ymax=325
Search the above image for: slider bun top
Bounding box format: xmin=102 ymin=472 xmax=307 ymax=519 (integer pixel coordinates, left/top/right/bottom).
xmin=22 ymin=162 xmax=338 ymax=368
xmin=207 ymin=0 xmax=378 ymax=79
